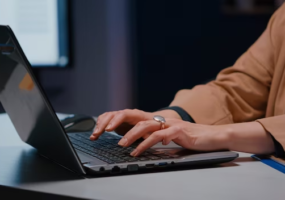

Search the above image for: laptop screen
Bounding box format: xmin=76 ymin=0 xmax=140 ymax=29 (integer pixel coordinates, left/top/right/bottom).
xmin=0 ymin=26 xmax=84 ymax=174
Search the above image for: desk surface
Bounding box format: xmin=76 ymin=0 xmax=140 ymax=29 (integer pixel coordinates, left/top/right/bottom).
xmin=1 ymin=113 xmax=285 ymax=200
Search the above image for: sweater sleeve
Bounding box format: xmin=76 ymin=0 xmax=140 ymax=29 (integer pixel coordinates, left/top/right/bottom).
xmin=257 ymin=115 xmax=285 ymax=157
xmin=170 ymin=5 xmax=284 ymax=125
xmin=169 ymin=4 xmax=285 ymax=151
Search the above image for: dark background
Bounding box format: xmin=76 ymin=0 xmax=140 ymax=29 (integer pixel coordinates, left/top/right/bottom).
xmin=0 ymin=0 xmax=275 ymax=115
xmin=135 ymin=0 xmax=272 ymax=111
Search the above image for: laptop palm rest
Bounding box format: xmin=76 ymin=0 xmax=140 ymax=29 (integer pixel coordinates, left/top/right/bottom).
xmin=76 ymin=150 xmax=105 ymax=165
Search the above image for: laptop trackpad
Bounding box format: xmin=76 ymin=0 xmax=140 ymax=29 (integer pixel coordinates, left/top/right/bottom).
xmin=76 ymin=150 xmax=105 ymax=165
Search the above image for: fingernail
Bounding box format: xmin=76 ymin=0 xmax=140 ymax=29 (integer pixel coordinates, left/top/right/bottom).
xmin=106 ymin=124 xmax=112 ymax=130
xmin=118 ymin=138 xmax=128 ymax=146
xmin=131 ymin=149 xmax=138 ymax=157
xmin=90 ymin=135 xmax=95 ymax=140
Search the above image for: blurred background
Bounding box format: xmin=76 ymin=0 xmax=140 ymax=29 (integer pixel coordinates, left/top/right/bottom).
xmin=0 ymin=0 xmax=283 ymax=116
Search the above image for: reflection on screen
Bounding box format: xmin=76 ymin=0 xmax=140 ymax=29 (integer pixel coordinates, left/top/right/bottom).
xmin=0 ymin=0 xmax=69 ymax=67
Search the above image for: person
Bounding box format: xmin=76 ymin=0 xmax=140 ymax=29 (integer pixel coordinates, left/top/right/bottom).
xmin=90 ymin=3 xmax=285 ymax=158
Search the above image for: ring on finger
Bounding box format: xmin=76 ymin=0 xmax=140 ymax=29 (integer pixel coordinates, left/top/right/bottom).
xmin=153 ymin=115 xmax=166 ymax=130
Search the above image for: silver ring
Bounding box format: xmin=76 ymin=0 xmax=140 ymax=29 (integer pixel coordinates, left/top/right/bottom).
xmin=153 ymin=115 xmax=166 ymax=130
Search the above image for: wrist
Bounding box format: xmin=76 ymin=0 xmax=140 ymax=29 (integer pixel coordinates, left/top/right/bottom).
xmin=218 ymin=122 xmax=275 ymax=154
xmin=212 ymin=125 xmax=233 ymax=150
xmin=153 ymin=110 xmax=182 ymax=120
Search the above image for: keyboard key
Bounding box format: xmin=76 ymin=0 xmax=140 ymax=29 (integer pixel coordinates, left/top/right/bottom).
xmin=159 ymin=155 xmax=171 ymax=159
xmin=127 ymin=158 xmax=138 ymax=162
xmin=138 ymin=157 xmax=149 ymax=161
xmin=140 ymin=152 xmax=150 ymax=156
xmin=113 ymin=158 xmax=126 ymax=163
xmin=69 ymin=132 xmax=163 ymax=164
xmin=148 ymin=156 xmax=161 ymax=160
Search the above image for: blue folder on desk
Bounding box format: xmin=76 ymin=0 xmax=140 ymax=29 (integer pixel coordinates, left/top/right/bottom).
xmin=252 ymin=155 xmax=285 ymax=174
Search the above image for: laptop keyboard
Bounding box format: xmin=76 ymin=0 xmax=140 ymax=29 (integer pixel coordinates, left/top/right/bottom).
xmin=69 ymin=132 xmax=177 ymax=164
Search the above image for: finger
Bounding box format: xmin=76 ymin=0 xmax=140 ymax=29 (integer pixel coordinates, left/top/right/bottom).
xmin=90 ymin=112 xmax=115 ymax=140
xmin=159 ymin=119 xmax=186 ymax=145
xmin=105 ymin=109 xmax=144 ymax=132
xmin=119 ymin=118 xmax=177 ymax=146
xmin=162 ymin=126 xmax=182 ymax=145
xmin=118 ymin=120 xmax=161 ymax=147
xmin=142 ymin=133 xmax=151 ymax=139
xmin=131 ymin=127 xmax=179 ymax=156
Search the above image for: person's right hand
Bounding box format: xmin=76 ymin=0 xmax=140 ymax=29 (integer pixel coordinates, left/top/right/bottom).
xmin=90 ymin=108 xmax=182 ymax=141
xmin=90 ymin=109 xmax=154 ymax=140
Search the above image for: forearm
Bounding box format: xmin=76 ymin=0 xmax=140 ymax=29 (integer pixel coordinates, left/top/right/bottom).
xmin=222 ymin=122 xmax=275 ymax=155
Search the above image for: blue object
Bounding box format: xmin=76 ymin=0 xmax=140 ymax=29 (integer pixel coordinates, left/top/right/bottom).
xmin=158 ymin=162 xmax=167 ymax=166
xmin=252 ymin=155 xmax=285 ymax=174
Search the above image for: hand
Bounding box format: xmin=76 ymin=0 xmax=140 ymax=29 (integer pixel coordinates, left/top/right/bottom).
xmin=118 ymin=119 xmax=275 ymax=157
xmin=90 ymin=109 xmax=181 ymax=140
xmin=90 ymin=109 xmax=151 ymax=140
xmin=118 ymin=118 xmax=228 ymax=156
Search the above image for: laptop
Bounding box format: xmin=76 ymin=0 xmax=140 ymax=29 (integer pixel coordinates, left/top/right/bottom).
xmin=0 ymin=25 xmax=238 ymax=175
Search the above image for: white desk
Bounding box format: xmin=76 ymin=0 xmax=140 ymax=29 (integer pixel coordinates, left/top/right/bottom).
xmin=0 ymin=113 xmax=285 ymax=200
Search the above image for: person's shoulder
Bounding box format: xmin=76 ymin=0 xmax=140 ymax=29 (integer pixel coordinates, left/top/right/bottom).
xmin=278 ymin=3 xmax=285 ymax=12
xmin=272 ymin=3 xmax=285 ymax=26
xmin=267 ymin=4 xmax=285 ymax=49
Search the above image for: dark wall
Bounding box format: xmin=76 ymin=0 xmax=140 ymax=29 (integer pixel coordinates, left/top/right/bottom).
xmin=36 ymin=0 xmax=109 ymax=116
xmin=134 ymin=0 xmax=272 ymax=111
xmin=0 ymin=0 xmax=273 ymax=115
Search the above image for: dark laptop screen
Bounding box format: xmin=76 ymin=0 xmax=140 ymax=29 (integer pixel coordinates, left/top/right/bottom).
xmin=0 ymin=26 xmax=84 ymax=174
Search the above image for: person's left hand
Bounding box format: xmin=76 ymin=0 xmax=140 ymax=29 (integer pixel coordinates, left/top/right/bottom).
xmin=117 ymin=118 xmax=229 ymax=157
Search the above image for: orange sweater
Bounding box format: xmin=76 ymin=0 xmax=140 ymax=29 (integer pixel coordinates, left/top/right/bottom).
xmin=170 ymin=4 xmax=285 ymax=150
